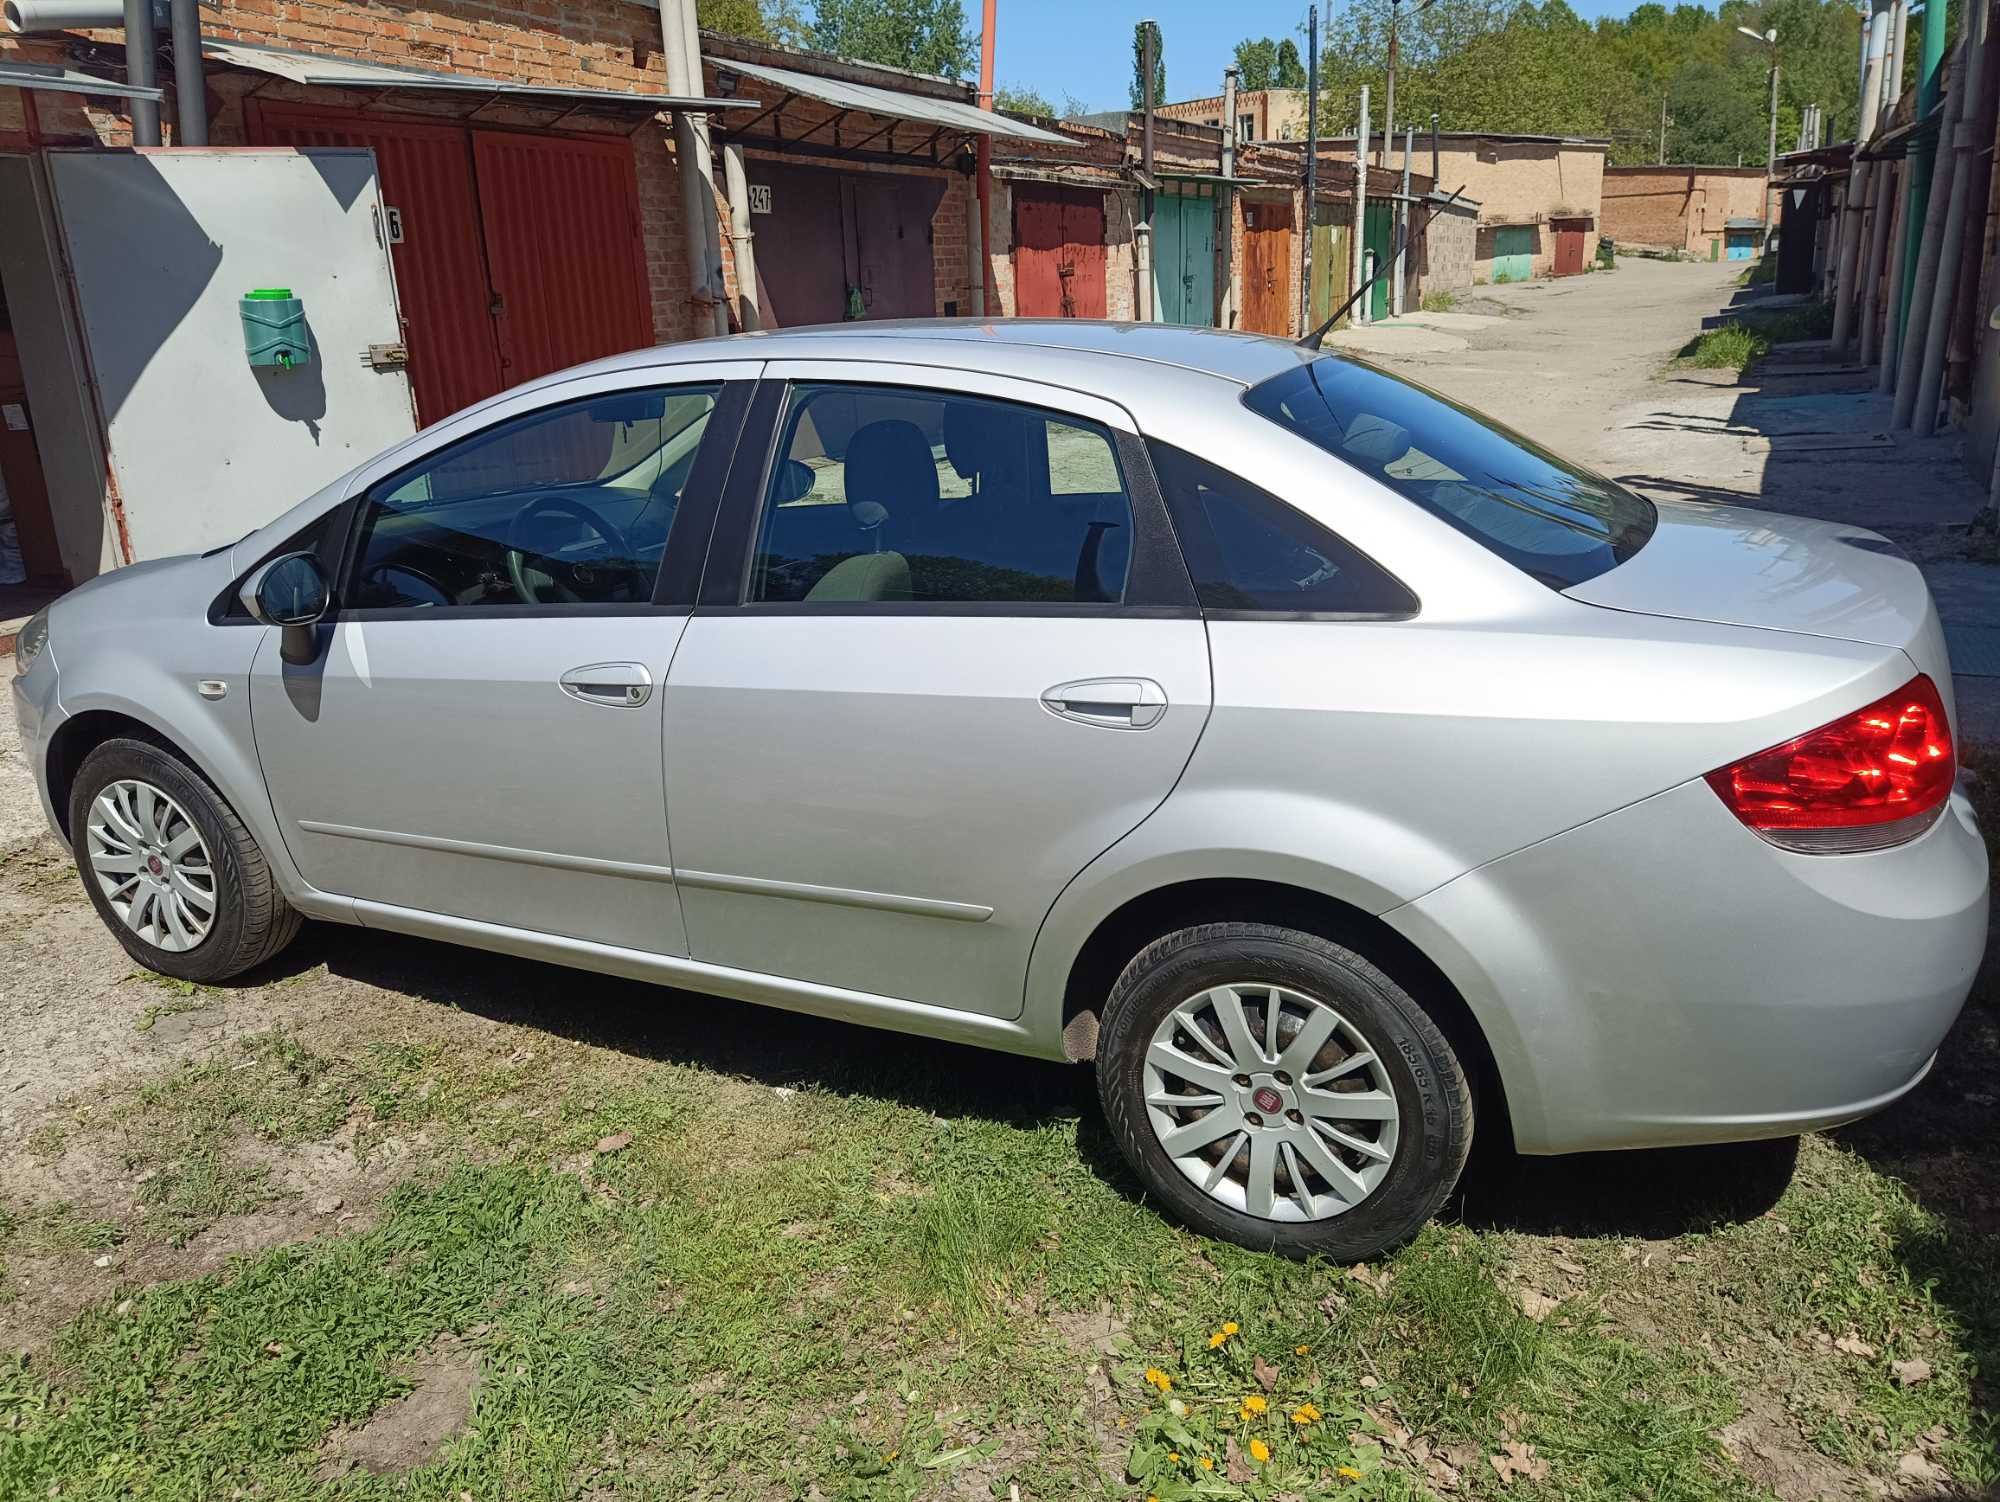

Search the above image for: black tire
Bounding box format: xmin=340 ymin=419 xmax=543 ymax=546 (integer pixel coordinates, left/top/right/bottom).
xmin=1096 ymin=922 xmax=1473 ymax=1259
xmin=69 ymin=736 xmax=302 ymax=983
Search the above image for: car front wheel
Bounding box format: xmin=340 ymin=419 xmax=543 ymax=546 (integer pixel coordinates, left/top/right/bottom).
xmin=69 ymin=736 xmax=302 ymax=984
xmin=1096 ymin=922 xmax=1473 ymax=1258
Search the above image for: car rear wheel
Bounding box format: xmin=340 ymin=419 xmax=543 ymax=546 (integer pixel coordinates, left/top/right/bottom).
xmin=69 ymin=737 xmax=302 ymax=984
xmin=1096 ymin=922 xmax=1473 ymax=1258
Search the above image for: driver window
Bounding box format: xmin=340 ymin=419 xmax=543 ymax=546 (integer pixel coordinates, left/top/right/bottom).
xmin=348 ymin=384 xmax=719 ymax=610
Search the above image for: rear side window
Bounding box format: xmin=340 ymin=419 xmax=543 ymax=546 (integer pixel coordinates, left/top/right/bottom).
xmin=1149 ymin=442 xmax=1416 ymax=617
xmin=748 ymin=384 xmax=1134 ymax=605
xmin=1243 ymin=359 xmax=1654 ymax=588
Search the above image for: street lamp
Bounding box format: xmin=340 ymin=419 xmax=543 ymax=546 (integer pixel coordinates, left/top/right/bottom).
xmin=1737 ymin=25 xmax=1780 ymax=182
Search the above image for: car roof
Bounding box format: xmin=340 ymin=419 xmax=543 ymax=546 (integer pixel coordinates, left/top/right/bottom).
xmin=550 ymin=319 xmax=1321 ymax=396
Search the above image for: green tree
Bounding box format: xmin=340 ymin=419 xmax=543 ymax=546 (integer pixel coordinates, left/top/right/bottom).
xmin=1275 ymin=38 xmax=1308 ymax=87
xmin=1234 ymin=36 xmax=1280 ymax=90
xmin=994 ymin=83 xmax=1053 ymax=114
xmin=810 ymin=0 xmax=975 ymax=78
xmin=695 ymin=0 xmax=807 ymax=44
xmin=1130 ymin=20 xmax=1167 ymax=108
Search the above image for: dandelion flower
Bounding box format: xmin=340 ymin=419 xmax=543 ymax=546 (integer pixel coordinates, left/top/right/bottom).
xmin=1168 ymin=1452 xmax=1180 ymax=1464
xmin=1240 ymin=1394 xmax=1268 ymax=1419
xmin=1223 ymin=1321 xmax=1240 ymax=1335
xmin=1290 ymin=1402 xmax=1322 ymax=1425
xmin=1250 ymin=1438 xmax=1272 ymax=1464
xmin=1144 ymin=1367 xmax=1173 ymax=1393
xmin=1337 ymin=1464 xmax=1363 ymax=1480
xmin=1200 ymin=1456 xmax=1215 ymax=1471
xmin=1295 ymin=1343 xmax=1312 ymax=1355
xmin=1209 ymin=1330 xmax=1228 ymax=1349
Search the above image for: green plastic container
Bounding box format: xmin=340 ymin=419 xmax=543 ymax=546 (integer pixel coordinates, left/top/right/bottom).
xmin=240 ymin=288 xmax=310 ymax=369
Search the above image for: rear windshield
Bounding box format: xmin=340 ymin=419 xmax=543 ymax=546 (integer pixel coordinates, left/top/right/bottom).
xmin=1243 ymin=359 xmax=1655 ymax=589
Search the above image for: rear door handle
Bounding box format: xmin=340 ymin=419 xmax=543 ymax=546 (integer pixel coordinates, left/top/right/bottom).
xmin=1042 ymin=677 xmax=1167 ymax=730
xmin=560 ymin=662 xmax=652 ymax=708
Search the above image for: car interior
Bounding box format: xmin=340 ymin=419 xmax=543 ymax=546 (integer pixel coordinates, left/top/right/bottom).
xmin=749 ymin=387 xmax=1136 ymax=605
xmin=345 ymin=388 xmax=718 ymax=609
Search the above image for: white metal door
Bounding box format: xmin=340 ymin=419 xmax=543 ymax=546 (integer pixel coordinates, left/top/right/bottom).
xmin=47 ymin=147 xmax=416 ymax=562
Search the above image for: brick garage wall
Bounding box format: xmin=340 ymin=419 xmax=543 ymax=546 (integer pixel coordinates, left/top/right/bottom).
xmin=1 ymin=0 xmax=705 ymax=341
xmin=1601 ymin=167 xmax=1694 ymax=252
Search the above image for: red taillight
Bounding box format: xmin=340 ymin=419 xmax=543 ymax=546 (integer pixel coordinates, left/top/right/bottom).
xmin=1706 ymin=674 xmax=1955 ymax=853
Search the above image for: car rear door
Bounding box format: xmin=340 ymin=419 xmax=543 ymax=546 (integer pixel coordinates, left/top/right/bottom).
xmin=248 ymin=362 xmax=757 ymax=954
xmin=661 ymin=364 xmax=1212 ymax=1020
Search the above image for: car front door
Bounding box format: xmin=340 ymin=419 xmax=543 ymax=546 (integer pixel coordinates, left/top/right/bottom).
xmin=249 ymin=363 xmax=757 ymax=953
xmin=661 ymin=364 xmax=1213 ymax=1019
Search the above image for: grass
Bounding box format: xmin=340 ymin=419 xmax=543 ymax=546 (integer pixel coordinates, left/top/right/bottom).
xmin=1420 ymin=288 xmax=1457 ymax=313
xmin=1678 ymin=300 xmax=1836 ymax=369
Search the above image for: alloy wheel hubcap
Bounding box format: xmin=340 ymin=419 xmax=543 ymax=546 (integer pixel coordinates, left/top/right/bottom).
xmin=1143 ymin=982 xmax=1400 ymax=1222
xmin=85 ymin=780 xmax=216 ymax=953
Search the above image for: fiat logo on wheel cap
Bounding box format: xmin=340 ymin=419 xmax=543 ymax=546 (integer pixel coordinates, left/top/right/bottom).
xmin=146 ymin=855 xmax=165 ymax=877
xmin=1252 ymin=1086 xmax=1284 ymax=1114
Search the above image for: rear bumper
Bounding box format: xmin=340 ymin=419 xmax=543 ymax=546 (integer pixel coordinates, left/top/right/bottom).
xmin=1388 ymin=776 xmax=1986 ymax=1155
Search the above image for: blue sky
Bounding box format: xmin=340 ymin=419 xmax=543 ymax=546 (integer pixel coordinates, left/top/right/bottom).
xmin=989 ymin=0 xmax=1641 ymax=113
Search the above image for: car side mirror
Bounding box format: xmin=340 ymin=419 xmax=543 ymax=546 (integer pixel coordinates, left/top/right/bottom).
xmin=240 ymin=551 xmax=330 ymax=664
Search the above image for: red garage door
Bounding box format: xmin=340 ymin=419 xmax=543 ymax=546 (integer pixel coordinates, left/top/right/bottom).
xmin=1012 ymin=183 xmax=1106 ymax=318
xmin=247 ymin=103 xmax=652 ymax=424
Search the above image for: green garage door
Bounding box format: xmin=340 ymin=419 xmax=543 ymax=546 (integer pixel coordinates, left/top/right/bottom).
xmin=1492 ymin=224 xmax=1535 ymax=284
xmin=1153 ymin=192 xmax=1216 ymax=326
xmin=1364 ymin=200 xmax=1394 ymax=321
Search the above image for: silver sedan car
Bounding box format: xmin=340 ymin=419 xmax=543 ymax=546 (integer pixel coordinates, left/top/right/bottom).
xmin=11 ymin=322 xmax=1985 ymax=1258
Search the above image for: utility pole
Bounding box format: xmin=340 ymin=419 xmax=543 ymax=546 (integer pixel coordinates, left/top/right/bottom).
xmin=1738 ymin=27 xmax=1779 ymax=248
xmin=1430 ymin=111 xmax=1439 ymax=182
xmin=1659 ymin=95 xmax=1669 ymax=164
xmin=1300 ymin=4 xmax=1319 ymax=335
xmin=973 ymin=0 xmax=996 ymax=316
xmin=1393 ymin=125 xmax=1412 ymax=316
xmin=1220 ymin=65 xmax=1238 ymax=328
xmin=1138 ymin=18 xmax=1158 ymax=322
xmin=1384 ymin=0 xmax=1398 ymax=169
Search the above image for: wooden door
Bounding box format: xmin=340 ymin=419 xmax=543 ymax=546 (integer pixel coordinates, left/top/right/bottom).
xmin=1553 ymin=220 xmax=1587 ymax=276
xmin=1012 ymin=184 xmax=1107 ymax=318
xmin=1241 ymin=199 xmax=1293 ymax=335
xmin=1309 ymin=203 xmax=1351 ymax=329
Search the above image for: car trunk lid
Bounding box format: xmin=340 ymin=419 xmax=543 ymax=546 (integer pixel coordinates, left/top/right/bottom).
xmin=1565 ymin=499 xmax=1954 ymax=713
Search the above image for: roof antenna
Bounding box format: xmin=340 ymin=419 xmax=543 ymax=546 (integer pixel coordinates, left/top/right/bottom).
xmin=1300 ymin=183 xmax=1468 ymax=350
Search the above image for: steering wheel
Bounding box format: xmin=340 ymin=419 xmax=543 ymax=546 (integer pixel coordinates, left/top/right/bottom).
xmin=358 ymin=560 xmax=453 ymax=608
xmin=505 ymin=495 xmax=635 ymax=605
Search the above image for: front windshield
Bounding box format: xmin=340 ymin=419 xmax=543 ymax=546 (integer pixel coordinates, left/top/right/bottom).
xmin=1243 ymin=358 xmax=1655 ymax=589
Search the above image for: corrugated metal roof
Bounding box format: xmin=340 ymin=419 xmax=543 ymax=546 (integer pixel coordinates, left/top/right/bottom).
xmin=202 ymin=39 xmax=752 ymax=113
xmin=719 ymin=57 xmax=1071 ymax=144
xmin=0 ymin=60 xmax=161 ymax=101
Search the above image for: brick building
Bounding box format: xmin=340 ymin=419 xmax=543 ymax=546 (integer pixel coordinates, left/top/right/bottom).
xmin=1157 ymin=86 xmax=1306 ymax=143
xmin=1600 ymin=165 xmax=1769 ymax=260
xmin=1323 ymin=131 xmax=1607 ymax=282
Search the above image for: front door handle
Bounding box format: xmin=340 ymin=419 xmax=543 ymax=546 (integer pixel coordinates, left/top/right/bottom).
xmin=1042 ymin=677 xmax=1167 ymax=730
xmin=559 ymin=662 xmax=652 ymax=708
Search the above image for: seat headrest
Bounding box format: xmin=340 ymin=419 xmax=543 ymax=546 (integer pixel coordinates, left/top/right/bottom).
xmin=1341 ymin=413 xmax=1412 ymax=466
xmin=943 ymin=403 xmax=1032 ymax=493
xmin=845 ymin=421 xmax=940 ymax=525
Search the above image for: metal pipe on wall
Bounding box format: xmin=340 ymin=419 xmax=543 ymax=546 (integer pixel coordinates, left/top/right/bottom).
xmin=1859 ymin=154 xmax=1897 ymax=365
xmin=1352 ymin=84 xmax=1370 ymax=326
xmin=1393 ymin=125 xmax=1412 ymax=317
xmin=676 ymin=0 xmax=727 ymax=337
xmin=122 ymin=0 xmax=160 ymax=146
xmin=3 ymin=0 xmax=141 ymax=28
xmin=721 ymin=140 xmax=760 ymax=331
xmin=658 ymin=0 xmax=723 ymax=337
xmin=1878 ymin=160 xmax=1909 ymax=389
xmin=1892 ymin=46 xmax=1964 ymax=425
xmin=167 ymin=0 xmax=204 ymax=146
xmin=1890 ymin=0 xmax=1910 ymax=104
xmin=1832 ymin=1 xmax=1892 ymax=352
xmin=1914 ymin=4 xmax=1993 ymax=434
